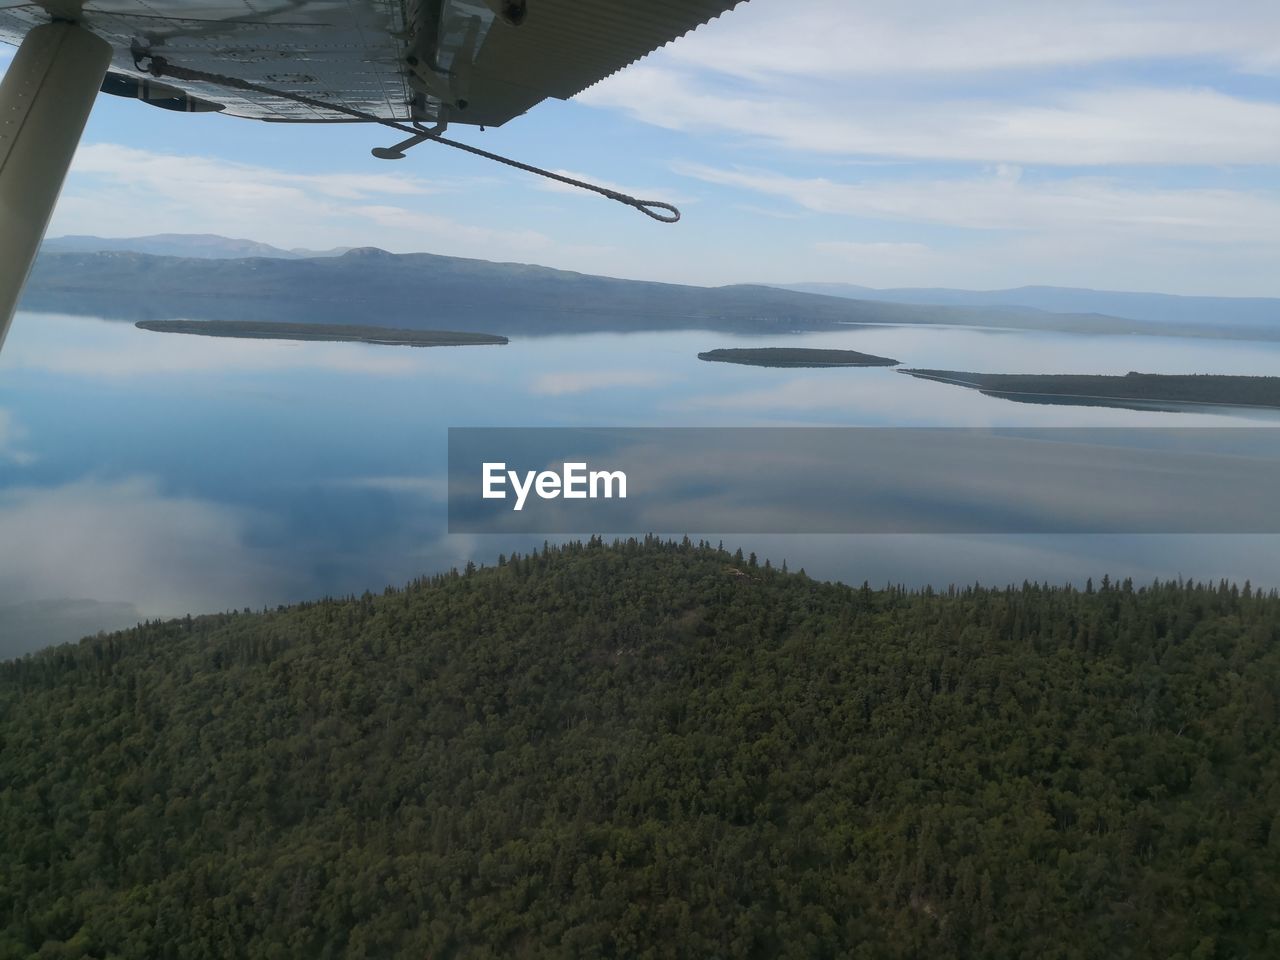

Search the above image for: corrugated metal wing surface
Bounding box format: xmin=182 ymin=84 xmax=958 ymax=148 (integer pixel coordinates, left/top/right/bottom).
xmin=462 ymin=0 xmax=744 ymax=125
xmin=0 ymin=2 xmax=412 ymax=122
xmin=0 ymin=1 xmax=745 ymax=126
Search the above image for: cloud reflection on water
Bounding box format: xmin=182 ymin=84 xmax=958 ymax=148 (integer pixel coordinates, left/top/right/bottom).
xmin=0 ymin=476 xmax=289 ymax=619
xmin=4 ymin=314 xmax=1280 ymax=651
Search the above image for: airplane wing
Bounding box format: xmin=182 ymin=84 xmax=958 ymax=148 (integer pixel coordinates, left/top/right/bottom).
xmin=0 ymin=1 xmax=745 ymax=128
xmin=0 ymin=2 xmax=747 ymax=344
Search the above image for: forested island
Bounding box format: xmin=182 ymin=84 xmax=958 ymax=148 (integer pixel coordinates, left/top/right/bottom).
xmin=135 ymin=319 xmax=508 ymax=347
xmin=3 ymin=539 xmax=1279 ymax=957
xmin=698 ymin=347 xmax=899 ymax=367
xmin=902 ymin=369 xmax=1280 ymax=411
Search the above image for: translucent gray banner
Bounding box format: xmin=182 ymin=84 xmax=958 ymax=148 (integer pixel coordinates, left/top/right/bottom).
xmin=448 ymin=428 xmax=1280 ymax=534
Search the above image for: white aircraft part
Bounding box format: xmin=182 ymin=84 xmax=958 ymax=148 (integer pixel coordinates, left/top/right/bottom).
xmin=0 ymin=21 xmax=111 ymax=350
xmin=0 ymin=2 xmax=745 ymax=351
xmin=0 ymin=2 xmax=744 ymax=128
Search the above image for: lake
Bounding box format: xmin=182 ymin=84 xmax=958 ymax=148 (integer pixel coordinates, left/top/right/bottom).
xmin=3 ymin=310 xmax=1280 ymax=653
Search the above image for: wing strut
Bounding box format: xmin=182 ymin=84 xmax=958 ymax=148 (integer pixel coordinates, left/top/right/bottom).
xmin=138 ymin=56 xmax=682 ymax=224
xmin=0 ymin=22 xmax=111 ymax=351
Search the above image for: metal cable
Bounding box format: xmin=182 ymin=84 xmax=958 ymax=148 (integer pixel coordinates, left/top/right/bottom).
xmin=140 ymin=56 xmax=681 ymax=223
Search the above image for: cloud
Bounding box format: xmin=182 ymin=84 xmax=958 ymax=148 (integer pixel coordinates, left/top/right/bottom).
xmin=50 ymin=143 xmax=565 ymax=261
xmin=678 ymin=164 xmax=1280 ymax=248
xmin=576 ymin=3 xmax=1280 ymax=169
xmin=529 ymin=370 xmax=674 ymax=396
xmin=658 ymin=1 xmax=1280 ymax=79
xmin=586 ymin=70 xmax=1280 ymax=166
xmin=0 ymin=409 xmax=34 ymax=466
xmin=69 ymin=142 xmax=439 ymax=201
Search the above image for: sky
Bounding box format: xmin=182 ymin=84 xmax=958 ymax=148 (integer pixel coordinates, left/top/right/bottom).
xmin=4 ymin=0 xmax=1280 ymax=295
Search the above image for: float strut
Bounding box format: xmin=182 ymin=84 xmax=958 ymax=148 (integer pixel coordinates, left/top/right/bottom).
xmin=0 ymin=22 xmax=111 ymax=351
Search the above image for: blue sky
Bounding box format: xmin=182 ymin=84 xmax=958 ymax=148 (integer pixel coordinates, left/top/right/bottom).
xmin=4 ymin=0 xmax=1280 ymax=295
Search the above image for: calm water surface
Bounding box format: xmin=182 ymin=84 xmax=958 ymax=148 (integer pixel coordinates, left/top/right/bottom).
xmin=3 ymin=311 xmax=1280 ymax=652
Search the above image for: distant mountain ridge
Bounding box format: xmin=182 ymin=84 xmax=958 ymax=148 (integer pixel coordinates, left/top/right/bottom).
xmin=24 ymin=244 xmax=1254 ymax=340
xmin=783 ymin=282 xmax=1280 ymax=332
xmin=37 ymin=237 xmax=1279 ymax=336
xmin=41 ymin=234 xmax=350 ymax=260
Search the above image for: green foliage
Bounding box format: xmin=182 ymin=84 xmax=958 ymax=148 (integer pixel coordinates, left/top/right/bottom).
xmin=2 ymin=538 xmax=1279 ymax=958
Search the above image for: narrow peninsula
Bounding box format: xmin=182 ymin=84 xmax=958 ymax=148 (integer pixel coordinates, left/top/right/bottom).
xmin=698 ymin=347 xmax=899 ymax=368
xmin=901 ymin=369 xmax=1280 ymax=411
xmin=136 ymin=320 xmax=508 ymax=347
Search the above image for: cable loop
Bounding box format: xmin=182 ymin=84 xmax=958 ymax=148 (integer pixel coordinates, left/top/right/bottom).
xmin=136 ymin=59 xmax=682 ymax=223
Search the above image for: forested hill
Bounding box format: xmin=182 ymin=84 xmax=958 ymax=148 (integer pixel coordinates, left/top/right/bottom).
xmin=3 ymin=540 xmax=1280 ymax=958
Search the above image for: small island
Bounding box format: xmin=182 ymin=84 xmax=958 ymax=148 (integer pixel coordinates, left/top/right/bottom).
xmin=900 ymin=369 xmax=1280 ymax=411
xmin=136 ymin=320 xmax=508 ymax=348
xmin=698 ymin=347 xmax=899 ymax=368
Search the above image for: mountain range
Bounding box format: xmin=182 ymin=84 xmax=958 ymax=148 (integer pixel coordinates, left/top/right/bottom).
xmin=26 ymin=236 xmax=1275 ymax=340
xmin=41 ymin=233 xmax=350 ymax=260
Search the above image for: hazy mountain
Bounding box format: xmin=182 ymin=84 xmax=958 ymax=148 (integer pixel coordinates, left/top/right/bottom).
xmin=31 ymin=237 xmax=1279 ymax=336
xmin=41 ymin=234 xmax=350 ymax=260
xmin=782 ymin=282 xmax=1280 ymax=333
xmin=21 ymin=247 xmax=1238 ymax=339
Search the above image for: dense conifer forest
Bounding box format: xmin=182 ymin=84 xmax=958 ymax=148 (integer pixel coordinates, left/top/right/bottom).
xmin=2 ymin=538 xmax=1279 ymax=958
